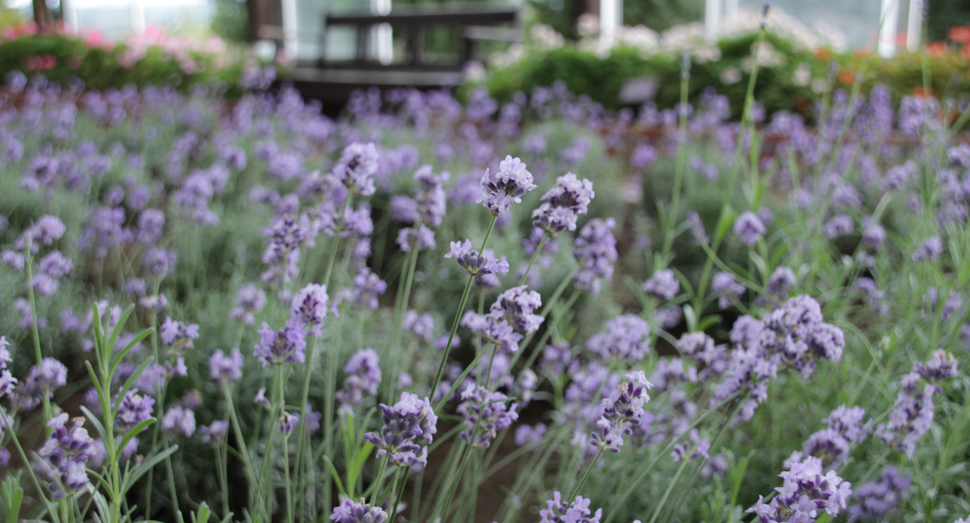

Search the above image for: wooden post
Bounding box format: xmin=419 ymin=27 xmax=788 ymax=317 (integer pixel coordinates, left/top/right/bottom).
xmin=32 ymin=0 xmax=53 ymax=32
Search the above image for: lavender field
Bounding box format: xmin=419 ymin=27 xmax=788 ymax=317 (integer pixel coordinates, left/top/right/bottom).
xmin=0 ymin=30 xmax=969 ymax=523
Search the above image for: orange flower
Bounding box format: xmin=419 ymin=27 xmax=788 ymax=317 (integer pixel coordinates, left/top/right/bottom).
xmin=838 ymin=69 xmax=856 ymax=85
xmin=949 ymin=26 xmax=970 ymax=44
xmin=912 ymin=86 xmax=935 ymax=99
xmin=814 ymin=49 xmax=832 ymax=60
xmin=925 ymin=42 xmax=948 ymax=56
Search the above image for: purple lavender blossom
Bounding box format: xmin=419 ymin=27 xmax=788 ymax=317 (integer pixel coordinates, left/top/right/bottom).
xmin=539 ymin=492 xmax=602 ymax=523
xmin=363 ymin=392 xmax=438 ymax=467
xmin=573 ymin=218 xmax=618 ymax=295
xmin=336 ymin=348 xmax=382 ymax=408
xmin=642 ymin=269 xmax=680 ymax=301
xmin=767 ymin=266 xmax=796 ymax=296
xmin=115 ymin=391 xmax=155 ymax=430
xmin=457 ymin=384 xmax=519 ymax=448
xmin=289 ymin=283 xmax=329 ymax=335
xmin=14 ymin=358 xmax=68 ymax=411
xmin=712 ymin=272 xmax=745 ymax=309
xmin=847 ymin=467 xmax=910 ymax=522
xmin=734 ymin=212 xmax=766 ymax=246
xmin=37 ymin=414 xmax=97 ymax=498
xmin=748 ymin=456 xmax=852 ymax=523
xmin=823 ymin=214 xmax=854 ymax=239
xmin=16 ymin=215 xmax=66 ymax=252
xmin=253 ymin=323 xmax=307 ymax=367
xmin=200 ymin=421 xmax=230 ymax=446
xmin=478 ymin=155 xmax=538 ymax=216
xmin=588 ymin=315 xmax=651 ymax=361
xmin=209 ymin=348 xmax=243 ymax=385
xmin=912 ymin=236 xmax=943 ymax=263
xmin=532 ymin=172 xmax=595 ymax=234
xmin=333 ymin=142 xmax=379 ymax=196
xmin=330 ymin=498 xmax=387 ymax=523
xmin=876 ymin=350 xmax=958 ymax=457
xmin=397 ymin=224 xmax=436 ymax=252
xmin=445 ymin=239 xmax=510 ymax=276
xmin=403 ymin=310 xmax=434 ymax=343
xmin=161 ymin=406 xmax=196 ymax=437
xmin=591 ymin=371 xmax=652 ymax=452
xmin=350 ymin=268 xmax=387 ymax=310
xmin=160 ymin=317 xmax=199 ymax=351
xmin=279 ymin=411 xmax=299 ymax=438
xmin=230 ymin=283 xmax=267 ymax=325
xmin=687 ymin=211 xmax=709 ymax=244
xmin=861 ymin=217 xmax=885 ymax=249
xmin=515 ymin=423 xmax=547 ymax=450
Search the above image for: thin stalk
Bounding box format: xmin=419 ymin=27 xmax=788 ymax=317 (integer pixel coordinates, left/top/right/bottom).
xmin=430 ymin=215 xmax=498 ymax=400
xmin=518 ymin=232 xmax=548 ymax=286
xmin=692 ymin=21 xmax=769 ymax=314
xmin=215 ymin=446 xmax=230 ymax=518
xmin=144 ymin=278 xmax=162 ymax=518
xmin=646 ymin=454 xmax=691 ymax=523
xmin=163 ymin=442 xmax=183 ymax=521
xmin=566 ymin=448 xmax=603 ymax=503
xmin=293 ymin=335 xmax=319 ymax=521
xmin=0 ymin=410 xmax=58 ymax=521
xmin=283 ymin=436 xmax=293 ymax=523
xmin=223 ymin=387 xmax=257 ymax=508
xmin=371 ymin=454 xmax=390 ymax=506
xmin=323 ymin=195 xmax=354 ymax=287
xmin=660 ymin=57 xmax=692 ymax=262
xmin=388 ymin=468 xmax=408 ymax=523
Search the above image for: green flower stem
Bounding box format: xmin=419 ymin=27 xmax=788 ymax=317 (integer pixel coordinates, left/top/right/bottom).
xmin=144 ymin=278 xmax=162 ymax=518
xmin=387 ymin=248 xmax=419 ymax=400
xmin=645 ymin=452 xmax=691 ymax=523
xmin=430 ymin=215 xmax=498 ymax=401
xmin=292 ymin=335 xmax=319 ymax=520
xmin=387 ymin=468 xmax=408 ymax=523
xmin=692 ymin=21 xmax=768 ymax=316
xmin=222 ymin=386 xmax=257 ymax=508
xmin=659 ymin=59 xmax=692 ymax=262
xmin=323 ymin=195 xmax=354 ymax=287
xmin=505 ymin=269 xmax=577 ymax=372
xmin=434 ymin=343 xmax=490 ymax=414
xmin=371 ymin=454 xmax=391 ymax=507
xmin=566 ymin=448 xmax=602 ymax=505
xmin=23 ymin=240 xmax=53 ymax=432
xmin=282 ymin=434 xmax=293 ymax=523
xmin=163 ymin=441 xmax=183 ymax=522
xmin=518 ymin=232 xmax=548 ymax=287
xmin=214 ymin=445 xmax=230 ymax=518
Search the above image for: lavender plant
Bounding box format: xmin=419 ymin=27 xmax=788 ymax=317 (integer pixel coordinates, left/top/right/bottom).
xmin=2 ymin=25 xmax=970 ymax=523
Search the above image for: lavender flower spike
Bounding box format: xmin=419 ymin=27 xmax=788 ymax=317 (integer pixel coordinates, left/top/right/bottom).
xmin=330 ymin=498 xmax=388 ymax=523
xmin=445 ymin=239 xmax=510 ymax=276
xmin=289 ymin=283 xmax=329 ymax=336
xmin=540 ymin=492 xmax=603 ymax=523
xmin=478 ymin=155 xmax=538 ymax=216
xmin=363 ymin=392 xmax=438 ymax=467
xmin=532 ymin=172 xmax=595 ymax=234
xmin=333 ymin=142 xmax=379 ymax=197
xmin=253 ymin=322 xmax=308 ymax=367
xmin=748 ymin=456 xmax=852 ymax=523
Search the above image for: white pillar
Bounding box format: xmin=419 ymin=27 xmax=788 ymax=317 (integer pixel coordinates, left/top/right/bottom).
xmin=282 ymin=0 xmax=298 ymax=58
xmin=906 ymin=0 xmax=922 ymax=52
xmin=371 ymin=0 xmax=392 ymax=65
xmin=723 ymin=0 xmax=738 ymax=26
xmin=600 ymin=0 xmax=619 ymax=47
xmin=878 ymin=0 xmax=899 ymax=58
xmin=129 ymin=0 xmax=145 ymax=33
xmin=63 ymin=0 xmax=78 ymax=32
xmin=704 ymin=0 xmax=721 ymax=42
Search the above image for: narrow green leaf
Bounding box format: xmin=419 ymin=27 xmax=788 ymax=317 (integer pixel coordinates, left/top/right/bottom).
xmin=322 ymin=456 xmax=347 ymax=498
xmin=110 ymin=328 xmax=154 ymax=378
xmin=118 ymin=418 xmax=156 ymax=457
xmin=106 ymin=305 xmax=136 ymax=366
xmin=112 ymin=357 xmax=155 ymax=418
xmin=80 ymin=405 xmax=108 ymax=443
xmin=121 ymin=444 xmax=178 ymax=494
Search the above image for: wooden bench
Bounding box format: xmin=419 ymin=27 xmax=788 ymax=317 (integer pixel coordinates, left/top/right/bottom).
xmin=319 ymin=6 xmax=520 ymax=71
